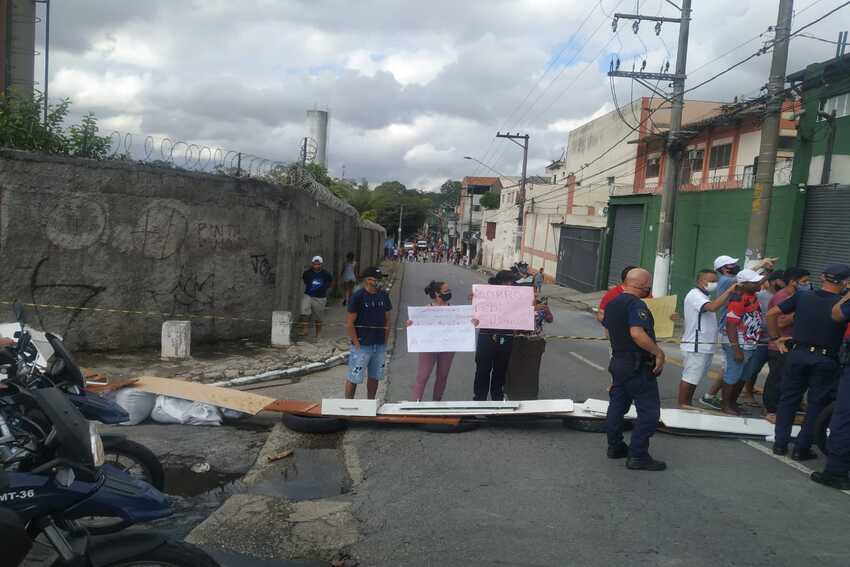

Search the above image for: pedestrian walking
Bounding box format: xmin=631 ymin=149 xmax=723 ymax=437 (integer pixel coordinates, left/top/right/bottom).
xmin=533 ymin=268 xmax=544 ymax=294
xmin=301 ymin=256 xmax=334 ymax=338
xmin=763 ymin=268 xmax=811 ymax=416
xmin=603 ymin=268 xmax=666 ymax=471
xmin=768 ymin=264 xmax=850 ymax=460
xmin=676 ymin=269 xmax=738 ymax=408
xmin=341 ymin=252 xmax=358 ymax=306
xmin=407 ymin=281 xmax=457 ymax=401
xmin=344 ymin=267 xmax=392 ymax=400
xmin=472 ymin=270 xmax=518 ymax=401
xmin=811 ymin=288 xmax=850 ymax=490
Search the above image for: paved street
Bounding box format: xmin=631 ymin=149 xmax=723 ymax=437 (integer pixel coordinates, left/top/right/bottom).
xmin=347 ymin=262 xmax=850 ymax=567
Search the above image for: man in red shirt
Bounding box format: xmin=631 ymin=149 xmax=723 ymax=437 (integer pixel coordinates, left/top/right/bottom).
xmin=722 ymin=269 xmax=766 ymax=414
xmin=597 ymin=266 xmax=639 ymax=323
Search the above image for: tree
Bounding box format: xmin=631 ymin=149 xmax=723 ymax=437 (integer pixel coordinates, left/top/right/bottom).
xmin=480 ymin=191 xmax=500 ymax=210
xmin=436 ymin=179 xmax=462 ymax=208
xmin=305 ymin=162 xmax=332 ymax=186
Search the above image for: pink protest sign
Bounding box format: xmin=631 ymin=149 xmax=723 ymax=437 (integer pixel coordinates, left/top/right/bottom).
xmin=472 ymin=284 xmax=534 ymax=331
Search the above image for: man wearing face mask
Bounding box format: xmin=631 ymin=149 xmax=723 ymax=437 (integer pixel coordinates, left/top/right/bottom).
xmin=699 ymin=255 xmax=743 ymax=409
xmin=763 ymin=268 xmax=811 ymax=417
xmin=676 ymin=269 xmax=738 ymax=408
xmin=768 ymin=264 xmax=850 ymax=460
xmin=603 ymin=268 xmax=666 ymax=471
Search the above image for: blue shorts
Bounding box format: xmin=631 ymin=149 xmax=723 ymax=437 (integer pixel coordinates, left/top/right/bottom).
xmin=722 ymin=343 xmax=754 ymax=385
xmin=347 ymin=343 xmax=387 ymax=384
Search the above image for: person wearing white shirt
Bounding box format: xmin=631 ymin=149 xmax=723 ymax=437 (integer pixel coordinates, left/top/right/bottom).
xmin=677 ymin=269 xmax=739 ymax=408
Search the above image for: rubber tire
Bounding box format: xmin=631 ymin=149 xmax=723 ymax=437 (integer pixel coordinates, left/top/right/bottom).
xmin=815 ymin=401 xmax=834 ymax=456
xmin=101 ymin=541 xmax=221 ymax=567
xmin=103 ymin=437 xmax=165 ymax=491
xmin=418 ymin=421 xmax=480 ymax=434
xmin=562 ymin=417 xmax=607 ymax=433
xmin=280 ymin=412 xmax=348 ymax=434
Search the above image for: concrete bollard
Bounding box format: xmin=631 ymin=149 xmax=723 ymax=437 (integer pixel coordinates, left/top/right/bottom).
xmin=271 ymin=311 xmax=292 ymax=347
xmin=161 ymin=321 xmax=191 ymax=360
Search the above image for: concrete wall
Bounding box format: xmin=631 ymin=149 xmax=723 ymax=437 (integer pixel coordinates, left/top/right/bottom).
xmin=0 ymin=150 xmax=384 ymax=350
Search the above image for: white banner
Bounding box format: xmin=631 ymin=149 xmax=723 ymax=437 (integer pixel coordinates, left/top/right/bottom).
xmin=406 ymin=305 xmax=476 ymax=353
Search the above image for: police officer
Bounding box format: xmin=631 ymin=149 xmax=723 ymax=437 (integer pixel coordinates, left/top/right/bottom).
xmin=767 ymin=264 xmax=850 ymax=460
xmin=811 ymin=286 xmax=850 ymax=489
xmin=603 ymin=268 xmax=666 ymax=471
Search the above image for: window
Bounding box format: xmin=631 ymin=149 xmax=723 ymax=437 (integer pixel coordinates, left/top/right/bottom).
xmin=688 ymin=149 xmax=704 ymax=172
xmin=820 ymin=93 xmax=850 ymax=120
xmin=645 ymin=156 xmax=661 ymax=178
xmin=486 ymin=222 xmax=496 ymax=240
xmin=708 ymin=143 xmax=732 ymax=169
xmin=472 ymin=205 xmax=481 ymax=212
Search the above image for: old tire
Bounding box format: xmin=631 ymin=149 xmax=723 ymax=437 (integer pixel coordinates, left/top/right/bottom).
xmin=108 ymin=541 xmax=221 ymax=567
xmin=562 ymin=417 xmax=607 ymax=433
xmin=281 ymin=412 xmax=348 ymax=434
xmin=815 ymin=402 xmax=834 ymax=456
xmin=102 ymin=437 xmax=165 ymax=491
xmin=418 ymin=420 xmax=480 ymax=434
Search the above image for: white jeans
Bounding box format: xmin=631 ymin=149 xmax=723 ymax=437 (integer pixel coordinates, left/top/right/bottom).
xmin=681 ymin=351 xmax=714 ymax=386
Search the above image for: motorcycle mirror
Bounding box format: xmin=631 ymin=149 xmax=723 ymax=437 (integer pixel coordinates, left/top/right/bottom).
xmin=13 ymin=302 xmax=26 ymax=325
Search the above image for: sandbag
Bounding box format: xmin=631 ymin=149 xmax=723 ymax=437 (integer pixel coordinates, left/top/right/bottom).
xmin=151 ymin=395 xmax=223 ymax=426
xmin=108 ymin=388 xmax=156 ymax=425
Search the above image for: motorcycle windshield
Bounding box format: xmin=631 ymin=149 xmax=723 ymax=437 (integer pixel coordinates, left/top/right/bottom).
xmin=30 ymin=388 xmax=94 ymax=467
xmin=46 ymin=333 xmax=86 ymax=388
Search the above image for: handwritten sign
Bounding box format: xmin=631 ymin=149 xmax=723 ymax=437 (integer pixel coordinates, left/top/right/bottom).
xmin=407 ymin=305 xmax=476 ymax=353
xmin=644 ymin=295 xmax=677 ymax=338
xmin=472 ymin=285 xmax=534 ymax=331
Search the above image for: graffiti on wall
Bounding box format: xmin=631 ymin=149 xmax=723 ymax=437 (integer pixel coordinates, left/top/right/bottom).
xmin=249 ymin=254 xmax=276 ymax=286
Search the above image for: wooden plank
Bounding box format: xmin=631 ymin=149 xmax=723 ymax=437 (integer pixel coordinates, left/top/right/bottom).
xmin=129 ymin=376 xmax=275 ymax=415
xmin=321 ymin=399 xmax=378 ymax=417
xmin=378 ymin=399 xmax=573 ymax=416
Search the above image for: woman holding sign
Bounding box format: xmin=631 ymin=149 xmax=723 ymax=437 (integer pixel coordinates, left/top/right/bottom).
xmin=407 ymin=280 xmax=457 ymax=401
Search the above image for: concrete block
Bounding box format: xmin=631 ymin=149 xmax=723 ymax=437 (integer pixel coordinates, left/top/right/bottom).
xmin=271 ymin=310 xmax=291 ymax=347
xmin=161 ymin=321 xmax=191 ymax=360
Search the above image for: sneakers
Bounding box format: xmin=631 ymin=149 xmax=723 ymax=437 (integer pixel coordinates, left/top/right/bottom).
xmin=791 ymin=447 xmax=818 ymax=461
xmin=626 ymin=456 xmax=667 ymax=471
xmin=699 ymin=394 xmax=722 ymax=411
xmin=811 ymin=471 xmax=850 ymax=490
xmin=607 ymin=444 xmax=628 ymax=459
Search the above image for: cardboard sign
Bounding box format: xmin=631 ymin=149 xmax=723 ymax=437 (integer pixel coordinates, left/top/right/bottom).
xmin=471 ymin=285 xmax=534 ymax=331
xmin=407 ymin=305 xmax=476 ymax=352
xmin=643 ymin=295 xmax=677 ymax=338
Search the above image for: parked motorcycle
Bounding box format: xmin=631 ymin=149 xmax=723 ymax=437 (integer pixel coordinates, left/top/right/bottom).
xmin=1 ymin=385 xmax=219 ymax=566
xmin=0 ymin=305 xmax=164 ymax=490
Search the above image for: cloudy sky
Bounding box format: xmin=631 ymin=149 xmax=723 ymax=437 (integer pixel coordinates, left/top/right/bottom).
xmin=39 ymin=0 xmax=846 ymax=189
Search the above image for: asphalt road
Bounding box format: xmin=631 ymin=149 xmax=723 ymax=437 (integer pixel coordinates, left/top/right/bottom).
xmin=348 ymin=261 xmax=850 ymax=567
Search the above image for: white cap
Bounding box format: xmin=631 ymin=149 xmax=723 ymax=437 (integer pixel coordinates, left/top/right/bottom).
xmin=736 ymin=268 xmax=764 ymax=283
xmin=311 ymin=255 xmax=323 ymax=263
xmin=713 ymin=255 xmax=739 ymax=271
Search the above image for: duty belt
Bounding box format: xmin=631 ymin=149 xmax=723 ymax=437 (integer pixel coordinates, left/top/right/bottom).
xmin=792 ymin=342 xmax=838 ymax=358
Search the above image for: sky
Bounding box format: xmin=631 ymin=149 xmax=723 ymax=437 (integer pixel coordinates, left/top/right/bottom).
xmin=38 ymin=0 xmax=848 ymax=190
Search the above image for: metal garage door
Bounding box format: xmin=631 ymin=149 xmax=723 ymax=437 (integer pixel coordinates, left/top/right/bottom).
xmin=607 ymin=205 xmax=644 ymax=287
xmin=797 ymin=185 xmax=850 ymax=277
xmin=556 ymin=226 xmax=602 ymax=292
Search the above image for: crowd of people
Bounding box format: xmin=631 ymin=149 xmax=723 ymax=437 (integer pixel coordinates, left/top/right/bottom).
xmin=300 ymin=249 xmax=850 ymax=489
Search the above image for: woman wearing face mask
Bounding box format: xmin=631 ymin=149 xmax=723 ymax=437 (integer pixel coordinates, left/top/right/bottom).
xmin=406 ymin=281 xmax=457 ymax=401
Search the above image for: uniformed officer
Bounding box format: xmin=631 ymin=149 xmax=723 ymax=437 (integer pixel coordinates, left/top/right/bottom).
xmin=811 ymin=286 xmax=850 ymax=489
xmin=603 ymin=268 xmax=666 ymax=471
xmin=767 ymin=264 xmax=850 ymax=460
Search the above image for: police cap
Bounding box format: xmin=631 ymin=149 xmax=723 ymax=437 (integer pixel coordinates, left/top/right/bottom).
xmin=823 ymin=264 xmax=850 ymax=283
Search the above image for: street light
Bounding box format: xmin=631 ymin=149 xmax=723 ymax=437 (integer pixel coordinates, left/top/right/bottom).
xmin=463 ymin=156 xmax=506 ymax=178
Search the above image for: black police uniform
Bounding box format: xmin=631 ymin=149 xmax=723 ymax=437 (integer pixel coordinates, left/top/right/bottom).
xmin=603 ymin=292 xmax=661 ymax=460
xmin=774 ymin=289 xmax=845 ymax=452
xmin=823 ymin=301 xmax=850 ymax=478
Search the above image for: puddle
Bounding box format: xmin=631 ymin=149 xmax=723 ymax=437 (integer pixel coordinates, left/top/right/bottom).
xmin=248 ymin=448 xmax=350 ymax=501
xmin=165 ymin=466 xmax=243 ymax=498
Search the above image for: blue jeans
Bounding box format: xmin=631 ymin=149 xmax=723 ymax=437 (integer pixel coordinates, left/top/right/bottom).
xmin=723 ymin=344 xmax=754 ymax=385
xmin=347 ymin=343 xmax=387 ymax=384
xmin=742 ymin=345 xmax=769 ymax=384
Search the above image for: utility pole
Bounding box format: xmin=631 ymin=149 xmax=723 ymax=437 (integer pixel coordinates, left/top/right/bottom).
xmin=397 ymin=205 xmax=403 ymax=250
xmin=608 ymin=0 xmax=691 ymax=296
xmin=745 ymin=0 xmax=794 ymax=266
xmin=496 ymin=132 xmax=529 ymax=252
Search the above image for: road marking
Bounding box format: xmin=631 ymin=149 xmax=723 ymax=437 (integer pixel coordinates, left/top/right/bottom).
xmin=740 ymin=439 xmax=850 ymax=496
xmin=569 ymin=352 xmax=606 ymax=372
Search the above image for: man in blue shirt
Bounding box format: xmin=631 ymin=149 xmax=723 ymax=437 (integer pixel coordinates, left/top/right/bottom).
xmin=603 ymin=268 xmax=666 ymax=471
xmin=699 ymin=255 xmax=741 ymax=409
xmin=767 ymin=264 xmax=850 ymax=461
xmin=345 ymin=267 xmax=392 ymax=400
xmin=301 ymin=256 xmax=334 ymax=338
xmin=812 ymin=284 xmax=850 ymax=490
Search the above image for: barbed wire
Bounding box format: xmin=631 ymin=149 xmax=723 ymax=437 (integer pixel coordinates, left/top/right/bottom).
xmin=106 ymin=130 xmax=289 ymax=178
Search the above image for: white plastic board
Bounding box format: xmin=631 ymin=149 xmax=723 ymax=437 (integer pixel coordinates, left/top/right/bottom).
xmin=377 ymin=399 xmax=573 ymax=416
xmin=576 ymin=398 xmax=637 ymax=419
xmin=321 ymin=399 xmax=378 ymax=417
xmin=660 ymin=408 xmax=801 ymax=438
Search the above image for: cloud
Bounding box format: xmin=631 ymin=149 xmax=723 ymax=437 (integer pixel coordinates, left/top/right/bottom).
xmin=37 ymin=0 xmax=850 ymax=190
